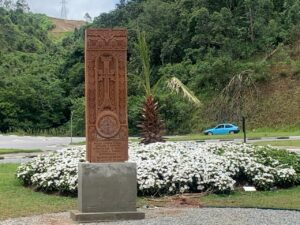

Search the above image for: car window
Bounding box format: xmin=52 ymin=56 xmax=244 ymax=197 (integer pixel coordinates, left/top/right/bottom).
xmin=225 ymin=125 xmax=232 ymax=128
xmin=216 ymin=125 xmax=224 ymax=129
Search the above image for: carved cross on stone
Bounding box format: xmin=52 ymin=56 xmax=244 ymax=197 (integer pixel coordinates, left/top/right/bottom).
xmin=97 ymin=56 xmax=115 ymax=110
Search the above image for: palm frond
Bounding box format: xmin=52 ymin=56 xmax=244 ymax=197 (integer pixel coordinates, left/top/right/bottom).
xmin=151 ymin=73 xmax=169 ymax=95
xmin=219 ymin=69 xmax=259 ymax=119
xmin=135 ymin=29 xmax=152 ymax=96
xmin=167 ymin=77 xmax=202 ymax=107
xmin=222 ymin=69 xmax=257 ymax=96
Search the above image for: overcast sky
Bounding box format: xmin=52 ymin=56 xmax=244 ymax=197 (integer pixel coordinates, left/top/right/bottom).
xmin=27 ymin=0 xmax=119 ymax=20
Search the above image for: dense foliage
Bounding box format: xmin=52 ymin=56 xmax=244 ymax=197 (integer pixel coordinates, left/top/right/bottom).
xmin=16 ymin=142 xmax=299 ymax=196
xmin=93 ymin=0 xmax=300 ymax=133
xmin=0 ymin=8 xmax=68 ymax=132
xmin=1 ymin=0 xmax=300 ymax=135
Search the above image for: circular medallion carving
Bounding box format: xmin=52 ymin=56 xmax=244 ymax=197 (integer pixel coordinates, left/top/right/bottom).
xmin=96 ymin=111 xmax=120 ymax=138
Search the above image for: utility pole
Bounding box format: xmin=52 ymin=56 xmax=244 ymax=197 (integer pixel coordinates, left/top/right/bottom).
xmin=70 ymin=111 xmax=73 ymax=144
xmin=60 ymin=0 xmax=67 ymax=19
xmin=242 ymin=116 xmax=246 ymax=143
xmin=84 ymin=12 xmax=92 ymax=23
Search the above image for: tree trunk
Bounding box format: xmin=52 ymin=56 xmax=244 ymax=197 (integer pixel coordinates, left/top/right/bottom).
xmin=137 ymin=95 xmax=165 ymax=144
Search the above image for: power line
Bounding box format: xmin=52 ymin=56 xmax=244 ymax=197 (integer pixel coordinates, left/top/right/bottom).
xmin=60 ymin=0 xmax=67 ymax=19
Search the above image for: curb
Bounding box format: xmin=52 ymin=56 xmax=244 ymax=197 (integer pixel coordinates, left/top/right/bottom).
xmin=205 ymin=206 xmax=300 ymax=212
xmin=195 ymin=136 xmax=294 ymax=143
xmin=247 ymin=138 xmax=262 ymax=140
xmin=0 ymin=155 xmax=38 ymax=159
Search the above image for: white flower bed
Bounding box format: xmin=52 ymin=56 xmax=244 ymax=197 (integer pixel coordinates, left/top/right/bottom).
xmin=16 ymin=142 xmax=297 ymax=196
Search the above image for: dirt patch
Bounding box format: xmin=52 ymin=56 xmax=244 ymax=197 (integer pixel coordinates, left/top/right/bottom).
xmin=49 ymin=17 xmax=85 ymax=34
xmin=166 ymin=196 xmax=202 ymax=208
xmin=143 ymin=194 xmax=204 ymax=209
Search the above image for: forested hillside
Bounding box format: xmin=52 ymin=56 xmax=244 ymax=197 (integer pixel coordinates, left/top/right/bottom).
xmin=0 ymin=0 xmax=300 ymax=135
xmin=0 ymin=5 xmax=69 ymax=133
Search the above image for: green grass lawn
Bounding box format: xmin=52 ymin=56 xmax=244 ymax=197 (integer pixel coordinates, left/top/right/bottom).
xmin=70 ymin=141 xmax=86 ymax=145
xmin=70 ymin=131 xmax=300 ymax=145
xmin=201 ymin=187 xmax=300 ymax=209
xmin=254 ymin=140 xmax=300 ymax=147
xmin=138 ymin=187 xmax=300 ymax=210
xmin=0 ymin=149 xmax=42 ymax=155
xmin=168 ymin=131 xmax=300 ymax=142
xmin=0 ymin=164 xmax=299 ymax=220
xmin=0 ymin=164 xmax=76 ymax=220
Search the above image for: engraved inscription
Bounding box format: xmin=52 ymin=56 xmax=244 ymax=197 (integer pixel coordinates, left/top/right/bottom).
xmin=92 ymin=141 xmax=128 ymax=162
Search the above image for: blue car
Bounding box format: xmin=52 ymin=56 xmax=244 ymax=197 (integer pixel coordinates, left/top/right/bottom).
xmin=203 ymin=124 xmax=240 ymax=135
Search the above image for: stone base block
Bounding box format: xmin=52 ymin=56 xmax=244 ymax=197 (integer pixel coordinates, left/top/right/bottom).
xmin=70 ymin=210 xmax=145 ymax=223
xmin=71 ymin=163 xmax=145 ymax=222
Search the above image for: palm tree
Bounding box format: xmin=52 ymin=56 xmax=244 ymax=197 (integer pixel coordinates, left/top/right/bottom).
xmin=217 ymin=69 xmax=259 ymax=143
xmin=134 ymin=30 xmax=201 ymax=144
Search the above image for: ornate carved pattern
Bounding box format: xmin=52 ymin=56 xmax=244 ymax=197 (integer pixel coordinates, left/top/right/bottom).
xmin=86 ymin=29 xmax=127 ymax=51
xmin=85 ymin=29 xmax=128 ymax=163
xmin=96 ymin=111 xmax=120 ymax=138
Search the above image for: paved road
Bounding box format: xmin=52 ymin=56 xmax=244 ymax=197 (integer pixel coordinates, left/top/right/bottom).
xmin=0 ymin=135 xmax=85 ymax=151
xmin=0 ymin=135 xmax=299 ymax=164
xmin=0 ymin=135 xmax=300 ymax=151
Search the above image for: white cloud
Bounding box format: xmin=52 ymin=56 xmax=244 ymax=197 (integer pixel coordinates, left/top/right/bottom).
xmin=27 ymin=0 xmax=118 ymax=20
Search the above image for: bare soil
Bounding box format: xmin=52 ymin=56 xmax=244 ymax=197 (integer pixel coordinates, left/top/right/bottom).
xmin=49 ymin=17 xmax=85 ymax=34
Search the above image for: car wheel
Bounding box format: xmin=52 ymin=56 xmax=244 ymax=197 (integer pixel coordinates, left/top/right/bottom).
xmin=208 ymin=132 xmax=213 ymax=135
xmin=229 ymin=131 xmax=234 ymax=134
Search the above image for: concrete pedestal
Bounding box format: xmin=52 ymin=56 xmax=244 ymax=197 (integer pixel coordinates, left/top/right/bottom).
xmin=70 ymin=163 xmax=145 ymax=223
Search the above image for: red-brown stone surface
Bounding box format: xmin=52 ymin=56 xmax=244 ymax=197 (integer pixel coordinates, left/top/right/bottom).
xmin=85 ymin=29 xmax=128 ymax=163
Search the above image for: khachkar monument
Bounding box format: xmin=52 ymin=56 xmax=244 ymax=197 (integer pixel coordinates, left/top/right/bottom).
xmin=70 ymin=29 xmax=145 ymax=222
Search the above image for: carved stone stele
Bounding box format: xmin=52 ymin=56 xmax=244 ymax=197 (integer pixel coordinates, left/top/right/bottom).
xmin=85 ymin=29 xmax=128 ymax=163
xmin=71 ymin=29 xmax=144 ymax=223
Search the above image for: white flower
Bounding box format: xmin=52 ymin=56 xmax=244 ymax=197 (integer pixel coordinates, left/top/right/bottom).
xmin=16 ymin=142 xmax=298 ymax=195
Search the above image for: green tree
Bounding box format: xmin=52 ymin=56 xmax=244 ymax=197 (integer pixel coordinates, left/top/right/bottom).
xmin=16 ymin=0 xmax=29 ymax=12
xmin=134 ymin=30 xmax=201 ymax=144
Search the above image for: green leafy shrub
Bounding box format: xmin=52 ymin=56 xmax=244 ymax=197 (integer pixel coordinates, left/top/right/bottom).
xmin=255 ymin=146 xmax=300 ymax=184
